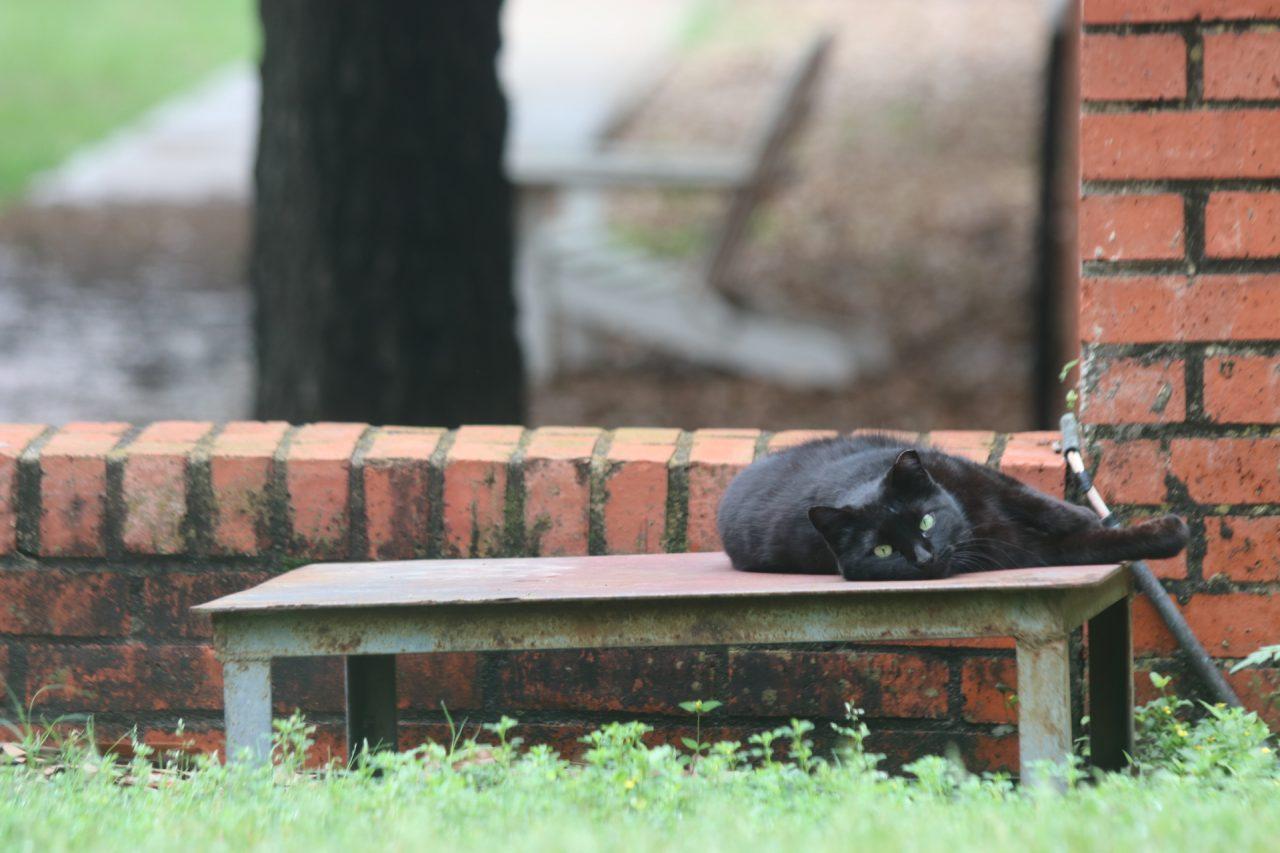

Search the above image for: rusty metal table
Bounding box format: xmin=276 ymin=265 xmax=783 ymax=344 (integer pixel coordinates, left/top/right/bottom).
xmin=194 ymin=552 xmax=1132 ymax=785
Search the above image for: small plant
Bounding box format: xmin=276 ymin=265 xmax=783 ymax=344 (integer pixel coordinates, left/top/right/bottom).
xmin=271 ymin=710 xmax=316 ymax=772
xmin=1232 ymin=644 xmax=1280 ymax=672
xmin=1134 ymin=672 xmax=1276 ymax=778
xmin=481 ymin=716 xmax=523 ymax=766
xmin=830 ymin=703 xmax=884 ymax=776
xmin=678 ymin=698 xmax=722 ymax=768
xmin=1060 ymin=358 xmax=1080 ymax=411
xmin=784 ymin=718 xmax=817 ymax=773
xmin=747 ymin=728 xmax=781 ymax=769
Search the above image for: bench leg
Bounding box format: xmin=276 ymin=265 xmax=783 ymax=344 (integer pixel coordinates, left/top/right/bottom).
xmin=224 ymin=658 xmax=272 ymax=764
xmin=345 ymin=654 xmax=398 ymax=761
xmin=1016 ymin=634 xmax=1072 ymax=789
xmin=1087 ymin=595 xmax=1134 ymax=772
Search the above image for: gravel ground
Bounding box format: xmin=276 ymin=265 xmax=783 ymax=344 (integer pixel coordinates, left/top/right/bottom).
xmin=0 ymin=0 xmax=1047 ymax=430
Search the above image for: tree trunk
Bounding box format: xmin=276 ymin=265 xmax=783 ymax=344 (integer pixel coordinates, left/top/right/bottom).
xmin=252 ymin=0 xmax=523 ymax=427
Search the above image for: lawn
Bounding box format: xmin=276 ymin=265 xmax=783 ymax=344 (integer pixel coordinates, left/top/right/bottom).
xmin=2 ymin=692 xmax=1278 ymax=853
xmin=0 ymin=0 xmax=256 ymax=201
xmin=4 ymin=756 xmax=1279 ymax=853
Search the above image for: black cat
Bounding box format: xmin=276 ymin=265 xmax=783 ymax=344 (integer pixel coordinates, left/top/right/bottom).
xmin=716 ymin=434 xmax=1187 ymax=581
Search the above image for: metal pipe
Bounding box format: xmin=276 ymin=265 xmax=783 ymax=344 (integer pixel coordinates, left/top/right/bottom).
xmin=1059 ymin=414 xmax=1241 ymax=708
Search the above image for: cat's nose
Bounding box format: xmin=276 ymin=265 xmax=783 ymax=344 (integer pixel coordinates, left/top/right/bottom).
xmin=914 ymin=544 xmax=933 ymax=565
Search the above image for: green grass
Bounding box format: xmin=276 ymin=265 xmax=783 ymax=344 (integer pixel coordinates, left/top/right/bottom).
xmin=2 ymin=691 xmax=1278 ymax=853
xmin=1 ymin=730 xmax=1278 ymax=853
xmin=0 ymin=0 xmax=257 ymax=201
xmin=3 ymin=759 xmax=1280 ymax=853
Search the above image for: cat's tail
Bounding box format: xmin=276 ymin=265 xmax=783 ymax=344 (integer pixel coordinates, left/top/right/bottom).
xmin=1087 ymin=514 xmax=1189 ymax=562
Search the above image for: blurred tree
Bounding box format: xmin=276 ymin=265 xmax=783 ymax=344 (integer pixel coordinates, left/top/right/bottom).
xmin=252 ymin=0 xmax=523 ymax=426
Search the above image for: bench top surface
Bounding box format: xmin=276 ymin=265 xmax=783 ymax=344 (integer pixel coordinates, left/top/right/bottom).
xmin=195 ymin=552 xmax=1123 ymax=615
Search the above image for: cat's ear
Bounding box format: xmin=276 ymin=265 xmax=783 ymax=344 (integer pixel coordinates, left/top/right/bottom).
xmin=888 ymin=449 xmax=934 ymax=496
xmin=807 ymin=506 xmax=860 ymax=548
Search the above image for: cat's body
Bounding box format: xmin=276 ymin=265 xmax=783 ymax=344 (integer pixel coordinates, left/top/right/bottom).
xmin=717 ymin=435 xmax=1187 ymax=581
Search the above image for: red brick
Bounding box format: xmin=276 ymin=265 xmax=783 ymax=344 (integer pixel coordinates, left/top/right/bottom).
xmin=726 ymin=648 xmax=949 ymax=719
xmin=140 ymin=727 xmax=226 ymax=761
xmin=1205 ymin=516 xmax=1280 ymax=582
xmin=0 ymin=424 xmax=45 ymax=556
xmin=0 ymin=644 xmax=9 ymax=691
xmin=1229 ymin=666 xmax=1280 ymax=731
xmin=1204 ymin=354 xmax=1280 ymax=424
xmin=850 ymin=428 xmax=920 ymax=442
xmin=271 ymin=657 xmax=342 ymax=713
xmin=960 ymin=656 xmax=1018 ymax=725
xmin=398 ymin=653 xmax=483 ymax=711
xmin=1132 ymin=591 xmax=1180 ymax=656
xmin=1092 ymin=439 xmax=1168 ymax=504
xmin=1080 ymin=276 xmax=1181 ymax=345
xmin=362 ymin=426 xmax=443 ymax=560
xmin=926 ymin=430 xmax=995 ymax=463
xmin=687 ymin=429 xmax=760 ymax=552
xmin=1206 ymin=193 xmax=1280 ymax=258
xmin=1082 ymin=357 xmax=1186 ymax=424
xmin=140 ymin=572 xmax=270 ymax=639
xmin=490 ymin=648 xmax=722 ymax=714
xmin=286 ymin=423 xmax=366 ymax=558
xmin=1184 ymin=593 xmax=1280 ymax=657
xmin=522 ymin=427 xmax=601 ymax=556
xmin=1181 ymin=276 xmax=1280 ymax=341
xmin=1084 ymin=1 xmax=1280 ymax=24
xmin=1131 ymin=584 xmax=1177 ymax=650
xmin=1082 ymin=111 xmax=1280 ymax=180
xmin=0 ymin=570 xmax=131 ymax=636
xmin=209 ymin=421 xmax=288 ymax=556
xmin=1082 ymin=34 xmax=1186 ymax=102
xmin=1204 ymin=31 xmax=1280 ymax=101
xmin=271 ymin=652 xmax=482 ymax=715
xmin=442 ymin=425 xmax=522 ymax=558
xmin=39 ymin=422 xmax=130 ymax=556
xmin=767 ymin=430 xmax=837 ymax=452
xmin=1079 ymin=194 xmax=1185 ymax=261
xmin=1080 ymin=275 xmax=1280 ymax=344
xmin=999 ymin=432 xmax=1065 ymax=497
xmin=1171 ymin=437 xmax=1280 ymax=503
xmin=27 ymin=644 xmax=222 ymax=711
xmin=120 ymin=421 xmax=212 ymax=555
xmin=139 ymin=724 xmax=343 ymax=768
xmin=601 ymin=428 xmax=679 ymax=554
xmin=967 ymin=732 xmax=1018 ymax=774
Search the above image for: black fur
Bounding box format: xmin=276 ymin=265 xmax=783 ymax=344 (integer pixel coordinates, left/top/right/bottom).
xmin=716 ymin=435 xmax=1188 ymax=581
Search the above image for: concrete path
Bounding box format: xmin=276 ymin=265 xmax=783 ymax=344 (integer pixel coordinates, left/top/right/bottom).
xmin=29 ymin=0 xmax=691 ymax=206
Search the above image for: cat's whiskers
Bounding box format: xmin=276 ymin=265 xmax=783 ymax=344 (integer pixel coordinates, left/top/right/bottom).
xmin=946 ymin=536 xmax=1040 ymax=570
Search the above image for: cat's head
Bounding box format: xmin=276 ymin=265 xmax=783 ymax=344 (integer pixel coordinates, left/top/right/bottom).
xmin=807 ymin=450 xmax=968 ymax=581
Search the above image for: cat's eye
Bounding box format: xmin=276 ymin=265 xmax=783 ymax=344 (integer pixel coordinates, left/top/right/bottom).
xmin=919 ymin=513 xmax=935 ymax=532
xmin=873 ymin=544 xmax=892 ymax=558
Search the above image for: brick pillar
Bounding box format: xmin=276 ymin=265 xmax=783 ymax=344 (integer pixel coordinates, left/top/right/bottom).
xmin=1079 ymin=0 xmax=1280 ymax=719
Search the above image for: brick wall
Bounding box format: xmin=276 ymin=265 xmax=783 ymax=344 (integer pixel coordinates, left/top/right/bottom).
xmin=0 ymin=423 xmax=1062 ymax=770
xmin=1079 ymin=0 xmax=1280 ymax=714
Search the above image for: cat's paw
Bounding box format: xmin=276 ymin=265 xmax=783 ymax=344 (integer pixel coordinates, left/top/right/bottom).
xmin=1138 ymin=514 xmax=1189 ymax=558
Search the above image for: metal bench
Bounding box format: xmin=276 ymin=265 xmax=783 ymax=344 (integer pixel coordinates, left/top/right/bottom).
xmin=195 ymin=552 xmax=1133 ymax=786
